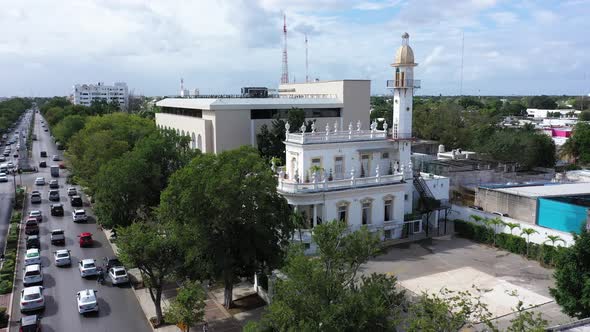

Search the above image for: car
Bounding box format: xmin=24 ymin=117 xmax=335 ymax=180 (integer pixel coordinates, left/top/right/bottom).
xmin=19 ymin=314 xmax=41 ymax=332
xmin=72 ymin=209 xmax=88 ymax=223
xmin=59 ymin=162 xmax=66 ymax=169
xmin=50 ymin=203 xmax=64 ymax=216
xmin=77 ymin=289 xmax=99 ymax=314
xmin=20 ymin=286 xmax=45 ymax=313
xmin=26 ymin=235 xmax=40 ymax=250
xmin=48 ymin=189 xmax=60 ymax=201
xmin=40 ymin=151 xmax=47 ymax=158
xmin=51 ymin=155 xmax=60 ymax=161
xmin=38 ymin=161 xmax=46 ymax=168
xmin=50 ymin=229 xmax=65 ymax=245
xmin=109 ymin=266 xmax=129 ymax=285
xmin=29 ymin=210 xmax=42 ymax=222
xmin=7 ymin=162 xmax=14 ymax=169
xmin=78 ymin=259 xmax=98 ymax=277
xmin=103 ymin=256 xmax=123 ymax=270
xmin=30 ymin=191 xmax=42 ymax=204
xmin=2 ymin=151 xmax=8 ymax=157
xmin=43 ymin=128 xmax=48 ymax=132
xmin=492 ymin=211 xmax=509 ymax=217
xmin=469 ymin=205 xmax=484 ymax=211
xmin=0 ymin=173 xmax=7 ymax=182
xmin=0 ymin=156 xmax=5 ymax=162
xmin=23 ymin=264 xmax=43 ymax=286
xmin=24 ymin=218 xmax=39 ymax=235
xmin=78 ymin=232 xmax=93 ymax=247
xmin=49 ymin=179 xmax=59 ymax=189
xmin=34 ymin=177 xmax=45 ymax=186
xmin=70 ymin=195 xmax=83 ymax=207
xmin=53 ymin=249 xmax=71 ymax=266
xmin=24 ymin=249 xmax=41 ymax=266
xmin=13 ymin=152 xmax=18 ymax=158
xmin=67 ymin=187 xmax=77 ymax=196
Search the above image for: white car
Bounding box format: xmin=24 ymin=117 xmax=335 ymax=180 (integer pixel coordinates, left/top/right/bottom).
xmin=24 ymin=249 xmax=41 ymax=266
xmin=20 ymin=286 xmax=45 ymax=313
xmin=29 ymin=210 xmax=42 ymax=222
xmin=23 ymin=264 xmax=43 ymax=286
xmin=72 ymin=209 xmax=88 ymax=223
xmin=34 ymin=177 xmax=45 ymax=185
xmin=7 ymin=162 xmax=14 ymax=169
xmin=109 ymin=267 xmax=129 ymax=285
xmin=53 ymin=249 xmax=71 ymax=266
xmin=0 ymin=173 xmax=7 ymax=182
xmin=77 ymin=289 xmax=99 ymax=314
xmin=52 ymin=155 xmax=60 ymax=161
xmin=67 ymin=187 xmax=77 ymax=196
xmin=78 ymin=259 xmax=98 ymax=278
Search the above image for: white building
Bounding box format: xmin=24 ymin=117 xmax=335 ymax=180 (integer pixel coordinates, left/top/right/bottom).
xmin=276 ymin=33 xmax=449 ymax=252
xmin=73 ymin=82 xmax=128 ymax=110
xmin=526 ymin=108 xmax=580 ymax=119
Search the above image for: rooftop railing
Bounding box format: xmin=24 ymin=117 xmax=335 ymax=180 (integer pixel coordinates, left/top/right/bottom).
xmin=278 ymin=172 xmax=404 ymax=194
xmin=386 ymin=79 xmax=421 ymax=89
xmin=285 ymin=120 xmax=388 ymax=144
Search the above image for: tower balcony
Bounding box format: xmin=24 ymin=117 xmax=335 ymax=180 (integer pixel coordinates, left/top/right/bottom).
xmin=386 ymin=79 xmax=421 ymax=89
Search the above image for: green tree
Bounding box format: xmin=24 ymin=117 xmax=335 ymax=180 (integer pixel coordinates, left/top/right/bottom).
xmin=159 ymin=146 xmax=294 ymax=309
xmin=520 ymin=228 xmax=538 ymax=257
xmin=504 ymin=222 xmax=520 ymax=235
xmin=550 ymin=225 xmax=590 ymax=318
xmin=544 ymin=235 xmax=565 ymax=247
xmin=488 ymin=217 xmax=504 ymax=247
xmin=52 ymin=115 xmax=87 ymax=147
xmin=164 ymin=280 xmax=206 ymax=332
xmin=117 ymin=221 xmax=183 ymax=325
xmin=579 ymin=111 xmax=590 ymax=121
xmin=528 ymin=95 xmax=557 ymax=109
xmin=256 ymin=119 xmax=286 ymax=162
xmin=563 ymin=122 xmax=590 ymax=164
xmin=249 ymin=221 xmax=405 ymax=331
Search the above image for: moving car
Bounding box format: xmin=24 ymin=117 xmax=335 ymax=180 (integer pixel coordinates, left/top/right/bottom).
xmin=24 ymin=218 xmax=39 ymax=235
xmin=70 ymin=195 xmax=83 ymax=207
xmin=30 ymin=191 xmax=41 ymax=204
xmin=53 ymin=249 xmax=71 ymax=267
xmin=72 ymin=209 xmax=87 ymax=222
xmin=24 ymin=249 xmax=41 ymax=266
xmin=40 ymin=151 xmax=47 ymax=158
xmin=49 ymin=179 xmax=59 ymax=189
xmin=50 ymin=203 xmax=64 ymax=216
xmin=34 ymin=177 xmax=45 ymax=186
xmin=50 ymin=229 xmax=65 ymax=245
xmin=0 ymin=172 xmax=7 ymax=182
xmin=18 ymin=314 xmax=41 ymax=332
xmin=38 ymin=161 xmax=46 ymax=168
xmin=29 ymin=210 xmax=42 ymax=222
xmin=48 ymin=189 xmax=60 ymax=201
xmin=78 ymin=232 xmax=93 ymax=247
xmin=23 ymin=264 xmax=43 ymax=286
xmin=67 ymin=187 xmax=77 ymax=196
xmin=26 ymin=235 xmax=40 ymax=250
xmin=109 ymin=267 xmax=129 ymax=285
xmin=78 ymin=259 xmax=98 ymax=277
xmin=77 ymin=289 xmax=99 ymax=314
xmin=104 ymin=256 xmax=123 ymax=270
xmin=20 ymin=286 xmax=45 ymax=313
xmin=51 ymin=155 xmax=60 ymax=161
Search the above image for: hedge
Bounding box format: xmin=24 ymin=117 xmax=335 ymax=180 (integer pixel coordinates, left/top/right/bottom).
xmin=454 ymin=219 xmax=564 ymax=268
xmin=0 ymin=224 xmax=19 ymax=294
xmin=0 ymin=306 xmax=7 ymax=328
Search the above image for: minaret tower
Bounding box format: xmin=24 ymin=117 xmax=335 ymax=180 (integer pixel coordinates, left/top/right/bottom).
xmin=389 ymin=32 xmax=419 ymax=175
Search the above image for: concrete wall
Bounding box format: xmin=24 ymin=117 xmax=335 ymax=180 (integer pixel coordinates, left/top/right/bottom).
xmin=422 ymin=173 xmax=450 ymax=201
xmin=155 ymin=113 xmax=213 ymax=153
xmin=475 ymin=188 xmax=538 ymax=224
xmin=212 ymin=110 xmax=252 ymax=153
xmin=451 ymin=204 xmax=575 ymax=247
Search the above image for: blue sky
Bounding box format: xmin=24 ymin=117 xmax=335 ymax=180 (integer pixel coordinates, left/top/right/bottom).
xmin=0 ymin=0 xmax=588 ymax=97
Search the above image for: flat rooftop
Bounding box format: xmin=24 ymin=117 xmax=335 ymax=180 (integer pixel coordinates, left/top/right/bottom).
xmin=156 ymin=97 xmax=343 ymax=110
xmin=489 ymin=182 xmax=590 ymax=198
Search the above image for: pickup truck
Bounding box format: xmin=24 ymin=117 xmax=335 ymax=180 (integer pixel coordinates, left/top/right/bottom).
xmin=50 ymin=229 xmax=65 ymax=245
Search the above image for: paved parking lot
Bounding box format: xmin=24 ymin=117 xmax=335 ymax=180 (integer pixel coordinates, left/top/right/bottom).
xmin=362 ymin=235 xmax=574 ymax=327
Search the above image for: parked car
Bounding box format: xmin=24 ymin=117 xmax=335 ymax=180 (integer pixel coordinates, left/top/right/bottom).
xmin=78 ymin=259 xmax=98 ymax=277
xmin=24 ymin=218 xmax=39 ymax=235
xmin=29 ymin=210 xmax=42 ymax=222
xmin=20 ymin=286 xmax=45 ymax=313
xmin=50 ymin=229 xmax=65 ymax=245
xmin=23 ymin=264 xmax=43 ymax=286
xmin=38 ymin=161 xmax=46 ymax=168
xmin=77 ymin=289 xmax=99 ymax=314
xmin=34 ymin=177 xmax=45 ymax=186
xmin=109 ymin=267 xmax=129 ymax=285
xmin=24 ymin=249 xmax=41 ymax=266
xmin=72 ymin=209 xmax=87 ymax=223
xmin=49 ymin=180 xmax=59 ymax=189
xmin=53 ymin=249 xmax=71 ymax=267
xmin=67 ymin=187 xmax=77 ymax=196
xmin=59 ymin=162 xmax=66 ymax=169
xmin=18 ymin=314 xmax=41 ymax=332
xmin=103 ymin=256 xmax=123 ymax=270
xmin=78 ymin=232 xmax=93 ymax=247
xmin=30 ymin=191 xmax=42 ymax=204
xmin=48 ymin=190 xmax=60 ymax=201
xmin=51 ymin=155 xmax=60 ymax=161
xmin=0 ymin=173 xmax=7 ymax=182
xmin=40 ymin=151 xmax=47 ymax=158
xmin=50 ymin=203 xmax=64 ymax=216
xmin=26 ymin=235 xmax=40 ymax=250
xmin=70 ymin=195 xmax=83 ymax=207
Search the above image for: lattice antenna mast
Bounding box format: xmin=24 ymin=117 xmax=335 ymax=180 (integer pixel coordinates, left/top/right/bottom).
xmin=305 ymin=34 xmax=309 ymax=83
xmin=281 ymin=13 xmax=289 ymax=84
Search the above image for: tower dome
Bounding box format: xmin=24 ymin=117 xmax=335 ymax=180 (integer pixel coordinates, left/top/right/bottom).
xmin=392 ymin=32 xmax=416 ymax=66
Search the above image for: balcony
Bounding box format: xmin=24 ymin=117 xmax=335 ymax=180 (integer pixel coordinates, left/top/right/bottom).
xmin=386 ymin=79 xmax=421 ymax=89
xmin=285 ymin=129 xmax=387 ymax=144
xmin=277 ymin=172 xmax=404 ymax=194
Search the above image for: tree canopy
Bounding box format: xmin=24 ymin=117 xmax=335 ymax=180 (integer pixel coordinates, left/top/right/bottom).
xmin=562 ymin=122 xmax=590 ymax=165
xmin=528 ymin=95 xmax=557 ymax=109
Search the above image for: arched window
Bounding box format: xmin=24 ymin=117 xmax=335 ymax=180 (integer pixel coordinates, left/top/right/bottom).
xmin=191 ymin=133 xmax=196 ymax=149
xmin=197 ymin=134 xmax=202 ymax=151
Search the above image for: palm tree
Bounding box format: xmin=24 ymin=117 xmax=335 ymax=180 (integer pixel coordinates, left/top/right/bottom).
xmin=521 ymin=228 xmax=538 ymax=257
xmin=470 ymin=214 xmax=484 ymax=224
xmin=488 ymin=217 xmax=504 ymax=247
xmin=544 ymin=234 xmax=565 ymax=247
xmin=504 ymin=222 xmax=520 ymax=235
xmin=291 ymin=211 xmax=307 ymax=243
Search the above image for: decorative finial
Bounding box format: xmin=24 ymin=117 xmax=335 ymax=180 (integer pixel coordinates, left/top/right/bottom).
xmin=348 ymin=122 xmax=353 ymax=132
xmin=311 ymin=122 xmax=316 ymax=133
xmin=285 ymin=122 xmax=290 ymax=133
xmin=383 ymin=121 xmax=388 ymax=131
xmin=356 ymin=120 xmax=361 ymax=131
xmin=333 ymin=121 xmax=338 ymax=133
xmin=300 ymin=123 xmax=306 ymax=133
xmin=325 ymin=123 xmax=330 ymax=135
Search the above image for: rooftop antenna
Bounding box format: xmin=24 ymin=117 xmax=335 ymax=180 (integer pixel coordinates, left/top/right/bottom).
xmin=459 ymin=32 xmax=464 ymax=96
xmin=305 ymin=34 xmax=309 ymax=83
xmin=281 ymin=13 xmax=289 ymax=84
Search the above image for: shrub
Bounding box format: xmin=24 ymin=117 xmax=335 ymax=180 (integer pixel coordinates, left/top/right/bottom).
xmin=0 ymin=306 xmax=8 ymax=328
xmin=0 ymin=280 xmax=13 ymax=295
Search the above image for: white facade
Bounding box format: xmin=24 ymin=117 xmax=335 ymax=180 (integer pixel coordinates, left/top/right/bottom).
xmin=526 ymin=108 xmax=580 ymax=119
xmin=73 ymin=82 xmax=128 ymax=110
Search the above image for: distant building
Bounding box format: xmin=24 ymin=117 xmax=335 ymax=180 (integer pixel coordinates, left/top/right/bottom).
xmin=73 ymin=82 xmax=128 ymax=110
xmin=526 ymin=108 xmax=580 ymax=119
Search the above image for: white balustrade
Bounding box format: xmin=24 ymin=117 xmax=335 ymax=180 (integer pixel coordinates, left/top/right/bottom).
xmin=278 ymin=172 xmax=404 ymax=193
xmin=285 ymin=129 xmax=387 ymax=144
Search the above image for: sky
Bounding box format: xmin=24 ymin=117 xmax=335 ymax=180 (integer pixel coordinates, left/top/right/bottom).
xmin=0 ymin=0 xmax=589 ymax=97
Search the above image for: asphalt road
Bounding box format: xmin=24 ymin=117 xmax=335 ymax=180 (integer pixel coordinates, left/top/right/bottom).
xmin=10 ymin=111 xmax=151 ymax=332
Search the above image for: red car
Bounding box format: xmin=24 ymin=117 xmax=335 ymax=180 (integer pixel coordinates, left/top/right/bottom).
xmin=59 ymin=162 xmax=66 ymax=169
xmin=78 ymin=232 xmax=93 ymax=247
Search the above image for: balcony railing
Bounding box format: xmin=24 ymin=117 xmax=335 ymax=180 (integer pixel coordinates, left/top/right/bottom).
xmin=278 ymin=172 xmax=404 ymax=193
xmin=286 ymin=129 xmax=387 ymax=144
xmin=386 ymin=79 xmax=421 ymax=89
xmin=292 ymin=220 xmax=404 ymax=242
